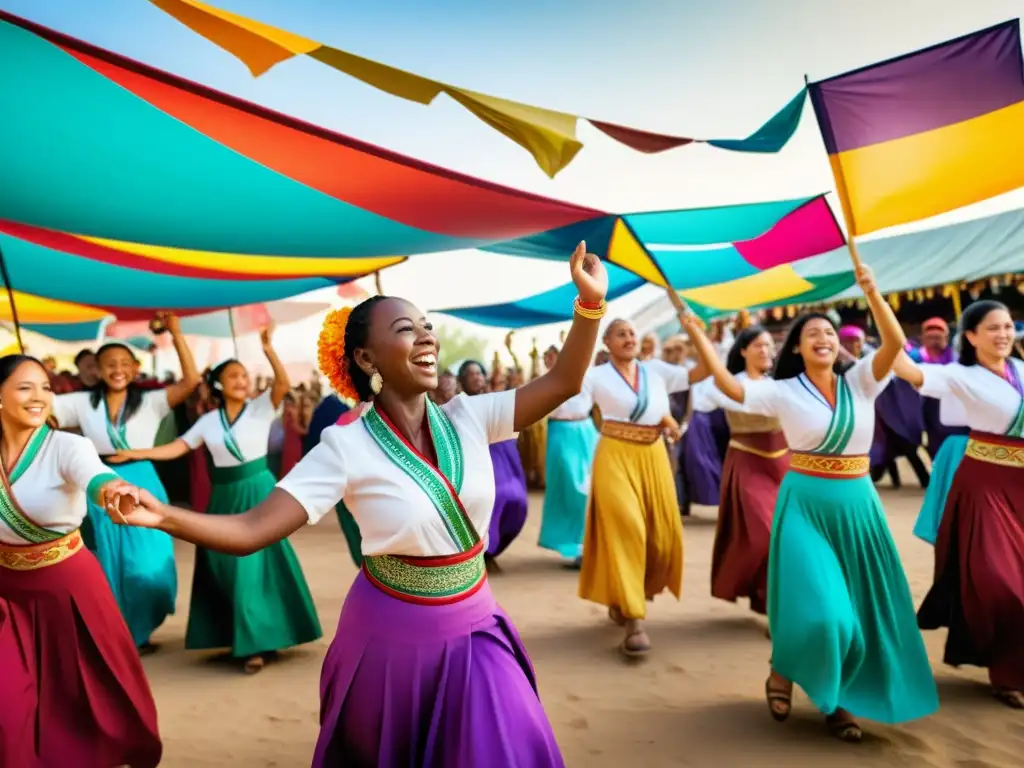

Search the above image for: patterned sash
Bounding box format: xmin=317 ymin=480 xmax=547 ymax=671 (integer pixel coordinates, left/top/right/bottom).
xmin=612 ymin=364 xmax=649 ymax=423
xmin=805 ymin=374 xmax=855 ymax=455
xmin=219 ymin=404 xmax=247 ymax=464
xmin=0 ymin=425 xmax=65 ymax=544
xmin=363 ymin=400 xmax=476 ymax=552
xmin=1002 ymin=361 xmax=1024 ymax=438
xmin=104 ymin=400 xmax=130 ymax=451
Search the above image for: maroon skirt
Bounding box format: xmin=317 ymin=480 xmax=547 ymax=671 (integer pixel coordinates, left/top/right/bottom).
xmin=0 ymin=532 xmax=162 ymax=768
xmin=917 ymin=432 xmax=1024 ymax=689
xmin=710 ymin=431 xmax=789 ymax=615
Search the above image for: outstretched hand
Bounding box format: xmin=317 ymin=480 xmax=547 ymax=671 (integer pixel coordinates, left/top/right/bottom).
xmin=854 ymin=264 xmax=877 ymax=295
xmin=105 ymin=485 xmax=167 ymax=529
xmin=570 ymin=241 xmax=608 ymax=305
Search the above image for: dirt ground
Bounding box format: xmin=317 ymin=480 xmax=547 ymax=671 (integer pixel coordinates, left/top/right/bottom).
xmin=144 ymin=479 xmax=1024 ymax=767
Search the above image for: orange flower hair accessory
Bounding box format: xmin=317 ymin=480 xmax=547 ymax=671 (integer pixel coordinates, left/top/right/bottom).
xmin=318 ymin=307 xmax=359 ymax=401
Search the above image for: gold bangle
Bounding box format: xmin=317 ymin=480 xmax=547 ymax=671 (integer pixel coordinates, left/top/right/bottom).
xmin=573 ymin=297 xmax=607 ymax=320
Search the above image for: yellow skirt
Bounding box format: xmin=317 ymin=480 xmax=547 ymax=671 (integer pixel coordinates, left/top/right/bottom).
xmin=578 ymin=432 xmax=683 ymax=619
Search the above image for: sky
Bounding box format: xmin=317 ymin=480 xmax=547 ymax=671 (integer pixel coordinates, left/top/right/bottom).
xmin=4 ymin=0 xmax=1024 ymax=369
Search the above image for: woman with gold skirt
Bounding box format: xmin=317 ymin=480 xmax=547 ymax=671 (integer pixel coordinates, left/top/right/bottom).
xmin=577 ymin=317 xmax=704 ymax=658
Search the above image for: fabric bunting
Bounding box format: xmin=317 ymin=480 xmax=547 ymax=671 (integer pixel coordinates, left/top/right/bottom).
xmin=809 ymin=19 xmax=1024 ymax=236
xmin=145 ymin=0 xmax=808 ymax=177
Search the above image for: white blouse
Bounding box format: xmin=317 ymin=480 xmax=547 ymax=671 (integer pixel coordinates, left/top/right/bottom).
xmin=181 ymin=390 xmax=279 ymax=467
xmin=53 ymin=389 xmax=171 ymax=455
xmin=577 ymin=360 xmax=690 ymax=425
xmin=697 ymin=371 xmax=761 ymax=413
xmin=917 ymin=359 xmax=1024 ymax=435
xmin=548 ymin=392 xmax=593 ymax=421
xmin=0 ymin=430 xmax=117 ymax=545
xmin=278 ymin=391 xmax=517 ymax=558
xmin=741 ymin=353 xmax=891 ymax=454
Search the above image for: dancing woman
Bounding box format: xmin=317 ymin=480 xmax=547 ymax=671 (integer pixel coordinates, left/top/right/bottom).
xmin=912 ymin=394 xmax=969 ymax=545
xmin=103 ymin=244 xmax=607 ymax=767
xmin=708 ymin=325 xmax=786 ymax=617
xmin=538 ymin=344 xmax=599 ymax=566
xmin=52 ymin=312 xmax=200 ymax=649
xmin=0 ymin=355 xmax=161 ymax=767
xmin=113 ymin=327 xmax=322 ymax=674
xmin=896 ymin=300 xmax=1024 ymax=709
xmin=577 ymin=314 xmax=702 ymax=658
xmin=685 ymin=264 xmax=938 ymax=741
xmin=458 ymin=359 xmax=529 ymax=567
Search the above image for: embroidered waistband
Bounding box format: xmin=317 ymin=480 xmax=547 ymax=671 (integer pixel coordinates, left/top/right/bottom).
xmin=965 ymin=432 xmax=1024 ymax=469
xmin=362 ymin=540 xmax=487 ymax=605
xmin=600 ymin=421 xmax=662 ymax=445
xmin=789 ymin=452 xmax=869 ymax=479
xmin=0 ymin=530 xmax=83 ymax=571
xmin=728 ymin=438 xmax=789 ymax=460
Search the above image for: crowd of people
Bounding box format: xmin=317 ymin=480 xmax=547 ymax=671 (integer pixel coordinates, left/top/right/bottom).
xmin=0 ymin=246 xmax=1022 ymax=767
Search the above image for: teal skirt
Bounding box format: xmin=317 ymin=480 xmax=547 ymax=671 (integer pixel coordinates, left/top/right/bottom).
xmin=539 ymin=418 xmax=599 ymax=559
xmin=185 ymin=459 xmax=323 ymax=657
xmin=335 ymin=501 xmax=363 ymax=567
xmin=87 ymin=459 xmax=177 ymax=647
xmin=913 ymin=434 xmax=968 ymax=545
xmin=768 ymin=471 xmax=938 ymax=723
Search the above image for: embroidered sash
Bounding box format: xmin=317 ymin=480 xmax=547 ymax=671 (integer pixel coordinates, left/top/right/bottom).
xmin=808 ymin=374 xmax=855 ymax=455
xmin=0 ymin=425 xmax=65 ymax=544
xmin=104 ymin=400 xmax=130 ymax=451
xmin=363 ymin=400 xmax=476 ymax=552
xmin=1003 ymin=362 xmax=1024 ymax=439
xmin=219 ymin=404 xmax=247 ymax=464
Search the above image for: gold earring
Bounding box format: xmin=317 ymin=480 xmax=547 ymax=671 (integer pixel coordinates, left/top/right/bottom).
xmin=370 ymin=371 xmax=383 ymax=395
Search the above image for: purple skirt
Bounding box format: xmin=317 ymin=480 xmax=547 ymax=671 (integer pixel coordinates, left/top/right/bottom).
xmin=314 ymin=573 xmax=563 ymax=767
xmin=681 ymin=410 xmax=728 ymax=507
xmin=487 ymin=440 xmax=529 ymax=557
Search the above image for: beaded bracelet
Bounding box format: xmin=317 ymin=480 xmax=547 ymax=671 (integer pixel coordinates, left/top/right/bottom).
xmin=573 ymin=297 xmax=607 ymax=320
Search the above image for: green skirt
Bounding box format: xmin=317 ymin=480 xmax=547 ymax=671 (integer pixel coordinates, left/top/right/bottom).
xmin=768 ymin=471 xmax=938 ymax=723
xmin=335 ymin=501 xmax=363 ymax=567
xmin=185 ymin=459 xmax=323 ymax=657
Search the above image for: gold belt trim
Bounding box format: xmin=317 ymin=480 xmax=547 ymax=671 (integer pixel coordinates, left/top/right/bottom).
xmin=600 ymin=420 xmax=662 ymax=445
xmin=789 ymin=452 xmax=869 ymax=478
xmin=965 ymin=437 xmax=1024 ymax=469
xmin=0 ymin=530 xmax=83 ymax=571
xmin=728 ymin=439 xmax=789 ymax=460
xmin=362 ymin=542 xmax=487 ymax=605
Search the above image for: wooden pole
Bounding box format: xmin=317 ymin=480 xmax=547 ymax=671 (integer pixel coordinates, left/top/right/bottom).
xmin=374 ymin=271 xmax=384 ymax=295
xmin=227 ymin=308 xmax=239 ymax=358
xmin=0 ymin=242 xmax=25 ymax=353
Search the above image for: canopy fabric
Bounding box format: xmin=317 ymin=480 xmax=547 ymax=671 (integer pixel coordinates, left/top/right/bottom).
xmin=0 ymin=289 xmax=109 ymax=324
xmin=145 ymin=0 xmax=807 ymax=177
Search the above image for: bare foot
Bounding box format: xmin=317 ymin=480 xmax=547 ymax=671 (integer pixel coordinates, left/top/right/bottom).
xmin=243 ymin=655 xmax=265 ymax=674
xmin=620 ymin=619 xmax=651 ymax=659
xmin=993 ymin=688 xmax=1024 ymax=709
xmin=608 ymin=606 xmax=626 ymax=626
xmin=826 ymin=709 xmax=863 ymax=742
xmin=764 ymin=672 xmax=792 ymax=721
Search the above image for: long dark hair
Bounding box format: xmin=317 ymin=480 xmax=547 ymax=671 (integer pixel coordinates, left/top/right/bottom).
xmin=726 ymin=325 xmax=769 ymax=375
xmin=772 ymin=312 xmax=852 ymax=381
xmin=89 ymin=343 xmax=144 ymax=422
xmin=0 ymin=354 xmax=59 ymax=430
xmin=206 ymin=358 xmax=244 ymax=408
xmin=343 ymin=295 xmax=388 ymax=402
xmin=957 ymin=299 xmax=1008 ymax=367
xmin=457 ymin=360 xmax=487 ymax=394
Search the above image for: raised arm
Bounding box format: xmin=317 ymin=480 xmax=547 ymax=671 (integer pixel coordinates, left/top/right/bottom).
xmin=681 ymin=314 xmax=746 ymax=404
xmin=160 ymin=313 xmax=202 ymax=408
xmin=892 ymin=351 xmax=925 ymax=388
xmin=514 ymin=242 xmax=608 ymax=431
xmin=261 ymin=325 xmax=291 ymax=409
xmin=857 ymin=265 xmax=906 ymax=382
xmin=110 ymin=438 xmax=192 ymax=464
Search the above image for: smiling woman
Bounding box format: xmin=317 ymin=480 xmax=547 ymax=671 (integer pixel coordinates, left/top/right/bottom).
xmin=0 ymin=354 xmax=161 ymax=767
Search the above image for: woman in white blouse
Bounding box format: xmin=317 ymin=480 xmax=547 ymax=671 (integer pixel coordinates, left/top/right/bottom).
xmin=576 ymin=314 xmax=702 ymax=659
xmin=114 ymin=327 xmax=322 ymax=675
xmin=53 ymin=312 xmax=200 ymax=651
xmin=0 ymin=354 xmax=161 ymax=767
xmin=895 ymin=300 xmax=1024 ymax=710
xmin=684 ymin=265 xmax=938 ymax=741
xmin=105 ymin=244 xmax=607 ymax=768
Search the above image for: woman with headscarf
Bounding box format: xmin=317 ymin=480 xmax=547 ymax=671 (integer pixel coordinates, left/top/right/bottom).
xmin=52 ymin=312 xmax=200 ymax=650
xmin=897 ymin=300 xmax=1024 ymax=709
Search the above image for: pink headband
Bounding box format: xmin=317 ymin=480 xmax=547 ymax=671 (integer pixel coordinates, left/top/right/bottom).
xmin=839 ymin=325 xmax=865 ymax=341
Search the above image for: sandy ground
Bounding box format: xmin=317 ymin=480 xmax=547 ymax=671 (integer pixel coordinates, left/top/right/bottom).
xmin=144 ymin=479 xmax=1024 ymax=767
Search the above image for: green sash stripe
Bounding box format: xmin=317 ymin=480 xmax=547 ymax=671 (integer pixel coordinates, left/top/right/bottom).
xmin=812 ymin=376 xmax=855 ymax=454
xmin=363 ymin=404 xmax=477 ymax=552
xmin=0 ymin=425 xmax=65 ymax=544
xmin=1005 ymin=398 xmax=1024 ymax=439
xmin=105 ymin=403 xmax=131 ymax=452
xmin=219 ymin=404 xmax=247 ymax=464
xmin=628 ymin=365 xmax=649 ymax=423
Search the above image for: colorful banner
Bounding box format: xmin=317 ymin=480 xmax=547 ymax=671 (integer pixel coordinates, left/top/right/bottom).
xmin=809 ymin=20 xmax=1024 ymax=236
xmin=145 ymin=0 xmax=807 ymax=177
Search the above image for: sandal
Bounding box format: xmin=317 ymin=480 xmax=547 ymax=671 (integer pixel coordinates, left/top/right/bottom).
xmin=993 ymin=688 xmax=1024 ymax=709
xmin=764 ymin=676 xmax=792 ymax=722
xmin=243 ymin=655 xmax=265 ymax=675
xmin=619 ymin=628 xmax=651 ymax=659
xmin=608 ymin=606 xmax=627 ymax=626
xmin=826 ymin=712 xmax=863 ymax=743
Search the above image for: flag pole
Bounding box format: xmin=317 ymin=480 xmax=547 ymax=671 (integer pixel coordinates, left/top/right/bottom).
xmin=0 ymin=242 xmax=25 ymax=353
xmin=805 ymin=74 xmax=863 ymax=272
xmin=227 ymin=307 xmax=239 ymax=358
